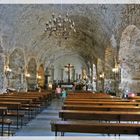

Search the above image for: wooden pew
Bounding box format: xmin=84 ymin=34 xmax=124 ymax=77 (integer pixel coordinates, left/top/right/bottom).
xmin=0 ymin=96 xmax=38 ymax=112
xmin=0 ymin=98 xmax=33 ymax=122
xmin=65 ymin=98 xmax=128 ymax=102
xmin=59 ymin=110 xmax=140 ymax=122
xmin=0 ymin=107 xmax=13 ymax=136
xmin=51 ymin=120 xmax=140 ymax=136
xmin=0 ymin=96 xmax=41 ymax=117
xmin=64 ymin=101 xmax=140 ymax=106
xmin=8 ymin=96 xmax=40 ymax=116
xmin=62 ymin=105 xmax=140 ymax=112
xmin=67 ymin=93 xmax=118 ymax=99
xmin=128 ymin=96 xmax=140 ymax=102
xmin=67 ymin=96 xmax=118 ymax=99
xmin=0 ymin=91 xmax=52 ymax=113
xmin=0 ymin=92 xmax=52 ymax=119
xmin=3 ymin=92 xmax=51 ymax=108
xmin=58 ymin=93 xmax=140 ymax=136
xmin=0 ymin=102 xmax=22 ymax=129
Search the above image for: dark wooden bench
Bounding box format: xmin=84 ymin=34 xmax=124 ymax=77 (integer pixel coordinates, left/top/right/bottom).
xmin=65 ymin=98 xmax=127 ymax=102
xmin=64 ymin=101 xmax=140 ymax=106
xmin=0 ymin=102 xmax=22 ymax=129
xmin=59 ymin=110 xmax=140 ymax=122
xmin=62 ymin=105 xmax=140 ymax=112
xmin=51 ymin=120 xmax=140 ymax=136
xmin=67 ymin=93 xmax=119 ymax=99
xmin=0 ymin=97 xmax=39 ymax=120
xmin=1 ymin=91 xmax=52 ymax=117
xmin=0 ymin=107 xmax=13 ymax=136
xmin=0 ymin=94 xmax=47 ymax=111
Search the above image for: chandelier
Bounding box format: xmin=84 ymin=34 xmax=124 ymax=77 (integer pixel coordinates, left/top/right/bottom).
xmin=45 ymin=13 xmax=76 ymax=40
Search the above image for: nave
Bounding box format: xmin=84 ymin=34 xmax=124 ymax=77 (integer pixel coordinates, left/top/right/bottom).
xmin=1 ymin=3 xmax=140 ymax=139
xmin=12 ymin=97 xmax=140 ymax=139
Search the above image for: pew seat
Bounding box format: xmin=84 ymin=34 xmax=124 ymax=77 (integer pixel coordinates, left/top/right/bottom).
xmin=51 ymin=120 xmax=140 ymax=136
xmin=0 ymin=118 xmax=13 ymax=136
xmin=6 ymin=112 xmax=24 ymax=128
xmin=59 ymin=110 xmax=140 ymax=122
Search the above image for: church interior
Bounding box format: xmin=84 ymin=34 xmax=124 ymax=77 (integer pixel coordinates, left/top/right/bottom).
xmin=0 ymin=4 xmax=140 ymax=138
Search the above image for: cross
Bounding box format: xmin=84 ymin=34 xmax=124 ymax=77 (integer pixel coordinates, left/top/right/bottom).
xmin=64 ymin=64 xmax=74 ymax=83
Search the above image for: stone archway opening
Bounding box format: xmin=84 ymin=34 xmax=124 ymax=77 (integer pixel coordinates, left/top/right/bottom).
xmin=37 ymin=64 xmax=45 ymax=89
xmin=9 ymin=48 xmax=26 ymax=91
xmin=119 ymin=25 xmax=140 ymax=95
xmin=26 ymin=58 xmax=37 ymax=91
xmin=104 ymin=46 xmax=116 ymax=95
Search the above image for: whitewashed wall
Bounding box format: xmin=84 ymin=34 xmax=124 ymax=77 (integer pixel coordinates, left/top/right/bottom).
xmin=53 ymin=54 xmax=87 ymax=82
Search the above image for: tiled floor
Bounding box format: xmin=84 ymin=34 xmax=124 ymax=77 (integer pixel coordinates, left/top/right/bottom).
xmin=14 ymin=98 xmax=140 ymax=139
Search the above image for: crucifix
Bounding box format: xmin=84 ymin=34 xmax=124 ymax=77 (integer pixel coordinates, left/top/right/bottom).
xmin=64 ymin=64 xmax=74 ymax=83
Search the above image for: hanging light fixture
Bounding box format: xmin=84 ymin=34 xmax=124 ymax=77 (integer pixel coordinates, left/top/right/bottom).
xmin=45 ymin=12 xmax=76 ymax=40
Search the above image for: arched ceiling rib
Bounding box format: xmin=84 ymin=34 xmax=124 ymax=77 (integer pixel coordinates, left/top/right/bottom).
xmin=0 ymin=4 xmax=126 ymax=64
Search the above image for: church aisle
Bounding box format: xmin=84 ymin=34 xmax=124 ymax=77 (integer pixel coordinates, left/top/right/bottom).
xmin=15 ymin=98 xmax=62 ymax=136
xmin=14 ymin=98 xmax=140 ymax=139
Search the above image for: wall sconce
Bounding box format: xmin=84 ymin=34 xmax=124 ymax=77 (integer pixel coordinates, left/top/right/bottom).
xmin=112 ymin=67 xmax=119 ymax=73
xmin=25 ymin=73 xmax=30 ymax=78
xmin=93 ymin=76 xmax=97 ymax=82
xmin=37 ymin=75 xmax=41 ymax=79
xmin=48 ymin=83 xmax=52 ymax=89
xmin=112 ymin=62 xmax=120 ymax=73
xmin=5 ymin=66 xmax=12 ymax=77
xmin=99 ymin=73 xmax=104 ymax=79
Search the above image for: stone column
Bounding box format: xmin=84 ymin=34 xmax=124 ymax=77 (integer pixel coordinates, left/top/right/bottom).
xmin=92 ymin=64 xmax=97 ymax=92
xmin=72 ymin=68 xmax=75 ymax=82
xmin=51 ymin=67 xmax=54 ymax=82
xmin=97 ymin=59 xmax=104 ymax=92
xmin=60 ymin=68 xmax=63 ymax=82
xmin=76 ymin=73 xmax=78 ymax=81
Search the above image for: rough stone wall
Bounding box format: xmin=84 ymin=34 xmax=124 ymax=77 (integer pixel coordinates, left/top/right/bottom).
xmin=0 ymin=41 xmax=5 ymax=93
xmin=0 ymin=55 xmax=4 ymax=92
xmin=0 ymin=5 xmax=124 ymax=68
xmin=1 ymin=4 xmax=140 ymax=94
xmin=119 ymin=25 xmax=140 ymax=94
xmin=9 ymin=48 xmax=26 ymax=91
xmin=121 ymin=5 xmax=140 ymax=29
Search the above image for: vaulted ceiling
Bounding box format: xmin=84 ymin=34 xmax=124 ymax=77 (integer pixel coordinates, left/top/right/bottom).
xmin=0 ymin=4 xmax=138 ymax=66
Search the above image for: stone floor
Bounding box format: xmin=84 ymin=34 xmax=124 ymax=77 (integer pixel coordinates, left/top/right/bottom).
xmin=14 ymin=98 xmax=140 ymax=139
xmin=15 ymin=98 xmax=62 ymax=136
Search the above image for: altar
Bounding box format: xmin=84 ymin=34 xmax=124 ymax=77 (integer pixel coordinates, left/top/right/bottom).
xmin=58 ymin=83 xmax=73 ymax=90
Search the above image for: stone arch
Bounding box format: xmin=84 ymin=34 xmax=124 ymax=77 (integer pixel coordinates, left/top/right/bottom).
xmin=26 ymin=58 xmax=37 ymax=91
xmin=105 ymin=47 xmax=115 ymax=79
xmin=119 ymin=25 xmax=140 ymax=93
xmin=9 ymin=48 xmax=26 ymax=91
xmin=104 ymin=46 xmax=115 ymax=93
xmin=37 ymin=64 xmax=45 ymax=88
